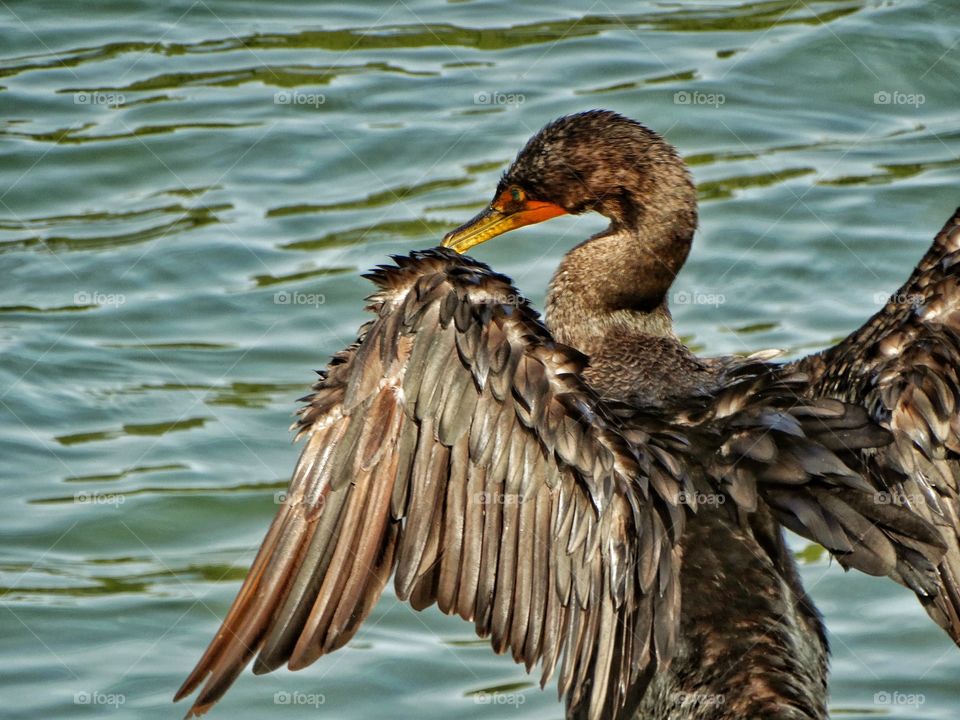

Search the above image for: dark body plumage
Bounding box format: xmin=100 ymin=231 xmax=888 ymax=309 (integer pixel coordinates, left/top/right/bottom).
xmin=177 ymin=111 xmax=960 ymax=720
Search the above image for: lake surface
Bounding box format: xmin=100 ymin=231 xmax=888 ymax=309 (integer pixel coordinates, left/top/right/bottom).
xmin=2 ymin=1 xmax=959 ymax=718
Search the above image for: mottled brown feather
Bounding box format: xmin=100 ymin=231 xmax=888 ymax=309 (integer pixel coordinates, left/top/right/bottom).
xmin=796 ymin=207 xmax=960 ymax=640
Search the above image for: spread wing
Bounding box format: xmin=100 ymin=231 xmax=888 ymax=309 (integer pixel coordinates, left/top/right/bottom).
xmin=624 ymin=358 xmax=945 ymax=599
xmin=697 ymin=361 xmax=944 ymax=595
xmin=175 ymin=249 xmax=690 ymax=720
xmin=795 ymin=206 xmax=960 ymax=642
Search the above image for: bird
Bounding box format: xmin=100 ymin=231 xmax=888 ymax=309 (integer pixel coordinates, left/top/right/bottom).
xmin=175 ymin=110 xmax=960 ymax=719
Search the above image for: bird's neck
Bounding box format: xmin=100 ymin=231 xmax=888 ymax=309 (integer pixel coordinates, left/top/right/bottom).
xmin=545 ymin=216 xmax=694 ymax=357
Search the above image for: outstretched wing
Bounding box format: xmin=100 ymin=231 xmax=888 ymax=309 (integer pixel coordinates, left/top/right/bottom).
xmin=610 ymin=352 xmax=945 ymax=601
xmin=690 ymin=361 xmax=944 ymax=596
xmin=795 ymin=207 xmax=960 ymax=642
xmin=175 ymin=249 xmax=689 ymax=720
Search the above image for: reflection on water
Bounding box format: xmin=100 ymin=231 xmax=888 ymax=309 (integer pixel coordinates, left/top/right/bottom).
xmin=266 ymin=176 xmax=473 ymax=217
xmin=1 ymin=1 xmax=959 ymax=718
xmin=0 ymin=0 xmax=868 ymax=85
xmin=54 ymin=417 xmax=210 ymax=446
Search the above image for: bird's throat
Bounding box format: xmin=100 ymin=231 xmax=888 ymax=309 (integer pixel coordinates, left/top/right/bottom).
xmin=544 ymin=223 xmax=692 ymax=357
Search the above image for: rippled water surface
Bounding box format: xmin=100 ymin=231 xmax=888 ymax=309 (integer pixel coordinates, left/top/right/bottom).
xmin=2 ymin=1 xmax=960 ymax=718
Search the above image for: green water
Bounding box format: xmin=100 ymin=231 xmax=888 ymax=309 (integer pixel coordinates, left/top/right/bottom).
xmin=2 ymin=1 xmax=958 ymax=718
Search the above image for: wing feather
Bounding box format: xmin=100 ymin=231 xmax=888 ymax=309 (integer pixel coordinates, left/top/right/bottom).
xmin=795 ymin=207 xmax=960 ymax=641
xmin=176 ymin=250 xmax=687 ymax=720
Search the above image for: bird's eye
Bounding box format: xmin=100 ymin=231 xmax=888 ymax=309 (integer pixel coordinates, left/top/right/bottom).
xmin=510 ymin=187 xmax=524 ymax=202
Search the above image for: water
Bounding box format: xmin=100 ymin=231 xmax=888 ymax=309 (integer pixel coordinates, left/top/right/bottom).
xmin=1 ymin=1 xmax=958 ymax=718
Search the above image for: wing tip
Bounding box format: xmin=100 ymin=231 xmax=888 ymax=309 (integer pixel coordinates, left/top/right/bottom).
xmin=174 ymin=667 xmax=205 ymax=704
xmin=173 ymin=683 xmax=210 ymax=718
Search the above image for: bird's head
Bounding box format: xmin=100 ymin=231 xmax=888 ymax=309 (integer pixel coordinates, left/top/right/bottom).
xmin=442 ymin=109 xmax=696 ymax=253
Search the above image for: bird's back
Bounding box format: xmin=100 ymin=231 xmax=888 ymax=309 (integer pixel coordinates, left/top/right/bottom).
xmin=580 ymin=330 xmax=830 ymax=720
xmin=631 ymin=503 xmax=828 ymax=719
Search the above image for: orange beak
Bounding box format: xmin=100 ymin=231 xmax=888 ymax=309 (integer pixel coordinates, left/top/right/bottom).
xmin=441 ymin=195 xmax=567 ymax=254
